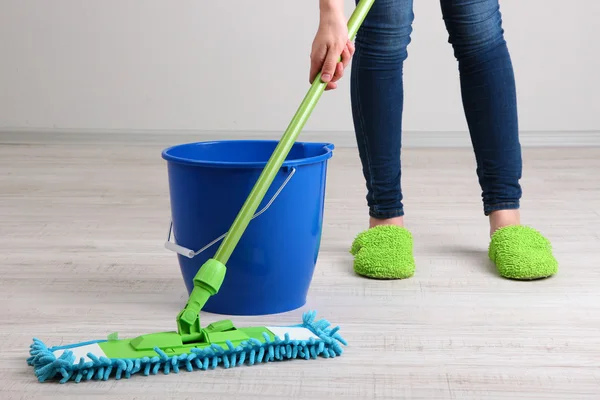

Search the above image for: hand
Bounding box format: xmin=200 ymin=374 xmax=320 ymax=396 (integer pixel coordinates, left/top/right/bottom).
xmin=309 ymin=12 xmax=355 ymax=91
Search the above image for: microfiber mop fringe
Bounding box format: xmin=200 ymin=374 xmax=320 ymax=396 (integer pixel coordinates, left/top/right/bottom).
xmin=27 ymin=311 xmax=346 ymax=384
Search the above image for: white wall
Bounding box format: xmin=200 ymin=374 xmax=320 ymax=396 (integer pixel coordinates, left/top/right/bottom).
xmin=0 ymin=0 xmax=598 ymax=135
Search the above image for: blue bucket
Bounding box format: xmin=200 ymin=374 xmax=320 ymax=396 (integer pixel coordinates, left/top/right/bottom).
xmin=161 ymin=140 xmax=334 ymax=316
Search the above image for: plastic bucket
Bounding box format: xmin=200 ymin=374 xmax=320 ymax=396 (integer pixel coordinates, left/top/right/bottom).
xmin=161 ymin=140 xmax=334 ymax=316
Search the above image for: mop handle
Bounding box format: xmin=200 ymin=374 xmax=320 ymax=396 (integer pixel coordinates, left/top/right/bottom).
xmin=212 ymin=0 xmax=375 ymax=265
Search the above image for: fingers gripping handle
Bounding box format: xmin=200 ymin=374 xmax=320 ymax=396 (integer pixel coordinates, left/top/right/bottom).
xmin=312 ymin=0 xmax=375 ymax=85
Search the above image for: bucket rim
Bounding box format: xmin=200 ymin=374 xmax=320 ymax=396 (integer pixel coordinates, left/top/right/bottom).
xmin=161 ymin=139 xmax=335 ymax=168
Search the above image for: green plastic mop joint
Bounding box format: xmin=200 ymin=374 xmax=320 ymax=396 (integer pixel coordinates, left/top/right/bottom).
xmin=176 ymin=258 xmax=226 ymax=344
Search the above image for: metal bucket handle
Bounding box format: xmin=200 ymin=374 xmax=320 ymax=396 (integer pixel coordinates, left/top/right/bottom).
xmin=164 ymin=166 xmax=296 ymax=258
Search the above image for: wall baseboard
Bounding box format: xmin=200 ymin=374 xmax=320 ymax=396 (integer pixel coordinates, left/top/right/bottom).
xmin=1 ymin=128 xmax=599 ymax=147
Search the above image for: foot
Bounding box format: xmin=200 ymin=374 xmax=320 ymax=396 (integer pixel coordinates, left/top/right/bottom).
xmin=487 ymin=211 xmax=558 ymax=280
xmin=350 ymin=223 xmax=415 ymax=280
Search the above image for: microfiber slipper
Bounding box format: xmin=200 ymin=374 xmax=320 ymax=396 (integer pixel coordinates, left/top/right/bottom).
xmin=349 ymin=225 xmax=415 ymax=279
xmin=488 ymin=225 xmax=558 ymax=280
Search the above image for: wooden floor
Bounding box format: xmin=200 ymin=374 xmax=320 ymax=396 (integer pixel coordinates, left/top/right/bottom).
xmin=1 ymin=140 xmax=599 ymax=399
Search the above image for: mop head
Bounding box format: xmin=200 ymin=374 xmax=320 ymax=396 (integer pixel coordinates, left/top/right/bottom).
xmin=350 ymin=225 xmax=415 ymax=279
xmin=488 ymin=225 xmax=558 ymax=280
xmin=27 ymin=311 xmax=346 ymax=384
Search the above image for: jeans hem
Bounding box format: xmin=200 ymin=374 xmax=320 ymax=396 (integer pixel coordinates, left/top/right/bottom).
xmin=369 ymin=208 xmax=405 ymax=219
xmin=484 ymin=202 xmax=520 ymax=216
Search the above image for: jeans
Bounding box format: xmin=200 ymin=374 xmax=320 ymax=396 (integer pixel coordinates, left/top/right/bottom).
xmin=351 ymin=0 xmax=522 ymax=218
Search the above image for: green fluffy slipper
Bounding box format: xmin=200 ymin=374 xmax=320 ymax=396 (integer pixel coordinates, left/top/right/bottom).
xmin=349 ymin=225 xmax=415 ymax=279
xmin=488 ymin=225 xmax=558 ymax=280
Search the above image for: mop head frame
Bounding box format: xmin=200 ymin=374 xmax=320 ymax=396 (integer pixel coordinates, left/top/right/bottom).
xmin=27 ymin=311 xmax=346 ymax=384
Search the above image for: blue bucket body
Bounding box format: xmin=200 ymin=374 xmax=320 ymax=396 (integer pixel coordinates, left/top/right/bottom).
xmin=162 ymin=140 xmax=334 ymax=316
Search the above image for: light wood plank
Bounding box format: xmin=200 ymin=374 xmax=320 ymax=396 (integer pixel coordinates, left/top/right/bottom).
xmin=1 ymin=142 xmax=599 ymax=399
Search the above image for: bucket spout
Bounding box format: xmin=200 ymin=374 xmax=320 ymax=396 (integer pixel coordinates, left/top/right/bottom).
xmin=299 ymin=142 xmax=335 ymax=160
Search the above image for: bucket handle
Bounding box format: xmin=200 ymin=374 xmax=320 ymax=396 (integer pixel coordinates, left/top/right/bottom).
xmin=164 ymin=167 xmax=297 ymax=259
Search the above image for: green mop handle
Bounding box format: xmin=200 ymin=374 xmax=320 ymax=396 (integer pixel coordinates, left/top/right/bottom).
xmin=176 ymin=0 xmax=375 ymax=340
xmin=214 ymin=0 xmax=375 ymax=265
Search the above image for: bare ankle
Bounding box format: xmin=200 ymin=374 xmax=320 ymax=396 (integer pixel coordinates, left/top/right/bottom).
xmin=489 ymin=209 xmax=520 ymax=236
xmin=369 ymin=216 xmax=404 ymax=229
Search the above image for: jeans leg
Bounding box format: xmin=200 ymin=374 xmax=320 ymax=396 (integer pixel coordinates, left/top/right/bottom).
xmin=439 ymin=0 xmax=522 ymax=215
xmin=351 ymin=0 xmax=414 ymax=219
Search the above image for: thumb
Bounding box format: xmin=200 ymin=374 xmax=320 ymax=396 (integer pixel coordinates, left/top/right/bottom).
xmin=321 ymin=48 xmax=339 ymax=83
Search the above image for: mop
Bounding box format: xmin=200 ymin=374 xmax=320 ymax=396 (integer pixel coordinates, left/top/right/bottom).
xmin=26 ymin=0 xmax=376 ymax=384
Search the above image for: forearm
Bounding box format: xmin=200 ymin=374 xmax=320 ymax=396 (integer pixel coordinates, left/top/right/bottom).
xmin=320 ymin=0 xmax=344 ymax=17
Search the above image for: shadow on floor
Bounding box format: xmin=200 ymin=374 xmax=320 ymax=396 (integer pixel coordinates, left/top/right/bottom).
xmin=435 ymin=244 xmax=497 ymax=277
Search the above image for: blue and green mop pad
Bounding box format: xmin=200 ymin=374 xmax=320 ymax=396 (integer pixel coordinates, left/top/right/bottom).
xmin=27 ymin=311 xmax=346 ymax=384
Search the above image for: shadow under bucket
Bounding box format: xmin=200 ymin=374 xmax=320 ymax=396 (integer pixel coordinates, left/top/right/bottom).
xmin=161 ymin=140 xmax=334 ymax=316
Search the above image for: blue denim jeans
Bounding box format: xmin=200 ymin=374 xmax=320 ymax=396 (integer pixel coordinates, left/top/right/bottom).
xmin=351 ymin=0 xmax=522 ymax=218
